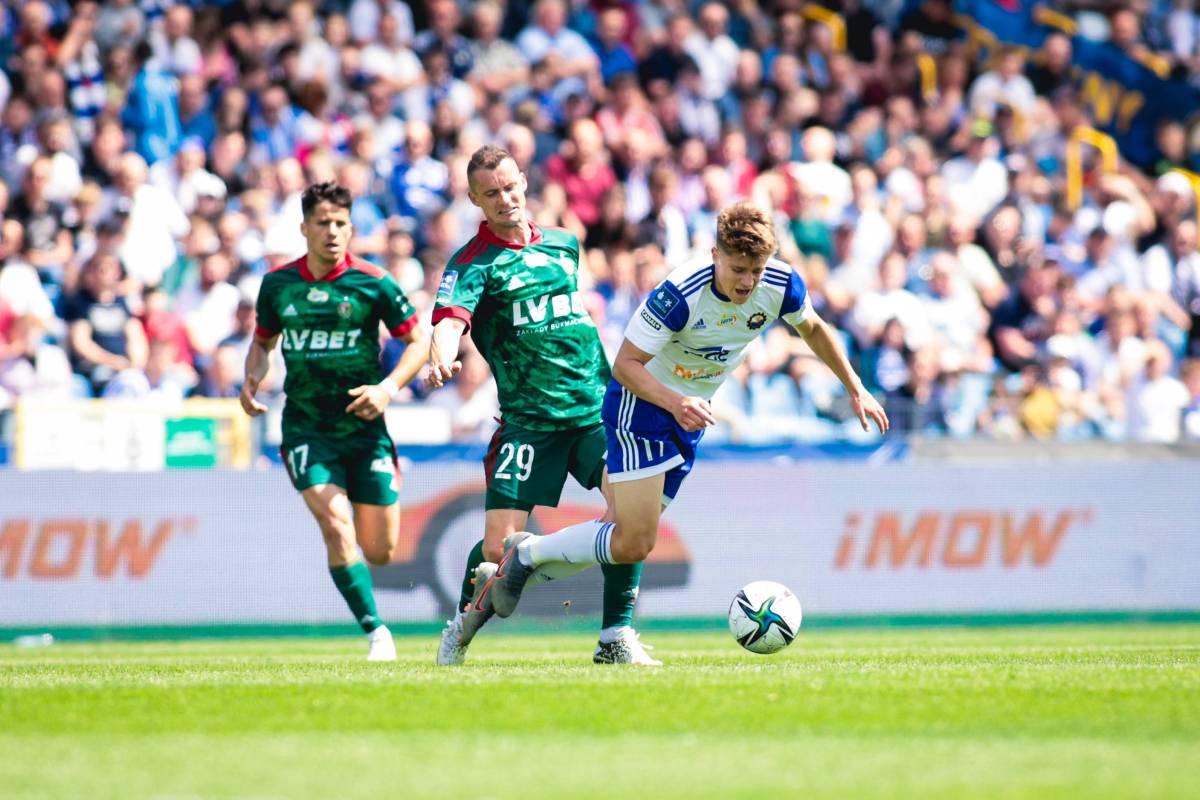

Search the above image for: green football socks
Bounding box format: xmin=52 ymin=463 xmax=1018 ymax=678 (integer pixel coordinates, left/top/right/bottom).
xmin=329 ymin=561 xmax=381 ymax=633
xmin=600 ymin=561 xmax=643 ymax=629
xmin=457 ymin=539 xmax=487 ymax=613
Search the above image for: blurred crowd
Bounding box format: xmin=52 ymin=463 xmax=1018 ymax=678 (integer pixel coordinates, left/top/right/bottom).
xmin=2 ymin=0 xmax=1200 ymax=446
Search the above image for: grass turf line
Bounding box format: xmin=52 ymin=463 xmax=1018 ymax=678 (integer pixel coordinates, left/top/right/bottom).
xmin=1 ymin=625 xmax=1197 ymax=799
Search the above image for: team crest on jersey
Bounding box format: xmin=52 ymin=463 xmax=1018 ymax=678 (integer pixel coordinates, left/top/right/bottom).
xmin=691 ymin=318 xmax=707 ymax=330
xmin=717 ymin=313 xmax=737 ymax=327
xmin=307 ymin=288 xmax=329 ymax=303
xmin=524 ymin=252 xmax=550 ymax=267
xmin=338 ymin=301 xmax=352 ymax=319
xmin=747 ymin=312 xmax=768 ymax=330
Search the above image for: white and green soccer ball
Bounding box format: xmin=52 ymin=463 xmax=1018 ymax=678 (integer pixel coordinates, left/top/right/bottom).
xmin=728 ymin=581 xmax=802 ymax=654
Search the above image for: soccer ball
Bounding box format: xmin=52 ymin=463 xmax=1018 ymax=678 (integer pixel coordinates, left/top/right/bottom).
xmin=728 ymin=581 xmax=802 ymax=654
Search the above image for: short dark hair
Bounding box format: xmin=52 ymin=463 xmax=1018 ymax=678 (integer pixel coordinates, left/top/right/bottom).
xmin=301 ymin=182 xmax=352 ymax=218
xmin=466 ymin=144 xmax=515 ymax=180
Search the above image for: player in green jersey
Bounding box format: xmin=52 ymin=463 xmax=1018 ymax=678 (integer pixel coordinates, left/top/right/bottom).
xmin=240 ymin=182 xmax=429 ymax=661
xmin=428 ymin=145 xmax=656 ymax=666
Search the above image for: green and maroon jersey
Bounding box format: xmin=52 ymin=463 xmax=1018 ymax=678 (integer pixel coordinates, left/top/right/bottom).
xmin=255 ymin=254 xmax=417 ymax=437
xmin=432 ymin=220 xmax=609 ymax=431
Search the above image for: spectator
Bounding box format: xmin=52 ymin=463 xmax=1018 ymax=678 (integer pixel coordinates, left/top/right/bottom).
xmin=348 ymin=0 xmax=414 ymax=48
xmin=63 ymin=250 xmax=147 ymax=394
xmin=121 ymin=40 xmax=180 ymax=165
xmin=412 ymin=0 xmax=474 ymax=79
xmin=591 ymin=6 xmax=637 ymax=85
xmin=467 ymin=0 xmax=529 ymax=99
xmin=1028 ymin=33 xmax=1073 ymax=97
xmin=1127 ymin=340 xmax=1190 ymax=442
xmin=390 ymin=120 xmax=450 ymax=225
xmin=9 ymin=156 xmax=74 ymax=282
xmin=112 ymin=151 xmax=190 ymax=289
xmin=190 ymin=341 xmax=242 ymax=398
xmin=941 ymin=119 xmax=1009 ymax=224
xmin=545 ymin=117 xmax=616 ymax=229
xmin=969 ymin=45 xmax=1037 ymax=119
xmin=516 ymin=0 xmax=599 ymax=102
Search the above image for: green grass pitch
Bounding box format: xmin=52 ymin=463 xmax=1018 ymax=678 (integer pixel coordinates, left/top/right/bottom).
xmin=2 ymin=624 xmax=1198 ymax=799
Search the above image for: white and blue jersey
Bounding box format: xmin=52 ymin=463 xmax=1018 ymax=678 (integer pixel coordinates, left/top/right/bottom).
xmin=602 ymin=257 xmax=812 ymax=504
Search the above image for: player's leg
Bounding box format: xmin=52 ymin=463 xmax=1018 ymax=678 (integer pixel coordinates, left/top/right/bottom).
xmin=494 ymin=395 xmax=700 ymax=616
xmin=567 ymin=425 xmax=644 ymax=641
xmin=299 ymin=483 xmax=393 ymax=660
xmin=340 ymin=434 xmax=407 ymax=661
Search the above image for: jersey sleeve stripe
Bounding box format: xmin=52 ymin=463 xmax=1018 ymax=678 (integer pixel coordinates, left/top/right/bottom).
xmin=348 ymin=257 xmax=387 ymax=278
xmin=677 ymin=267 xmax=714 ymax=293
xmin=388 ymin=316 xmax=419 ymax=338
xmin=254 ymin=324 xmax=278 ymax=339
xmin=453 ymin=237 xmax=487 ymax=264
xmin=681 ymin=279 xmax=712 ymax=297
xmin=431 ymin=305 xmax=473 ymax=330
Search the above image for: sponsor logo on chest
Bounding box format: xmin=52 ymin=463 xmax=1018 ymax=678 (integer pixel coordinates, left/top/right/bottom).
xmin=512 ymin=291 xmax=587 ymax=325
xmin=281 ymin=329 xmax=363 ymax=352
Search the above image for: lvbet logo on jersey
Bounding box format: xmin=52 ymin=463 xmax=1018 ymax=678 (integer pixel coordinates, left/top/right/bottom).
xmin=281 ymin=329 xmax=364 ymax=352
xmin=511 ymin=290 xmax=588 ymax=326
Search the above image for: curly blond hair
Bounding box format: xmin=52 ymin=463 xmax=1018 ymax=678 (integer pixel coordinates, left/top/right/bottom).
xmin=716 ymin=202 xmax=777 ymax=259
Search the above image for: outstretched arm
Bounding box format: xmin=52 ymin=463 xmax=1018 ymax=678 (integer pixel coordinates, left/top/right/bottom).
xmin=427 ymin=317 xmax=466 ymax=389
xmin=612 ymin=339 xmax=716 ymax=432
xmin=240 ymin=333 xmax=278 ymax=417
xmin=792 ymin=313 xmax=890 ymax=435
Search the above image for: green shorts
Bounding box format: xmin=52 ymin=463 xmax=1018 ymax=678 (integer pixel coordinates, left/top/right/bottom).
xmin=280 ymin=428 xmax=400 ymax=506
xmin=484 ymin=420 xmax=607 ymax=512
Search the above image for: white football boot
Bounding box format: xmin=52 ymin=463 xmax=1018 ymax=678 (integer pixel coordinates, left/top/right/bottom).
xmin=436 ymin=562 xmax=498 ymax=666
xmin=366 ymin=625 xmax=397 ymax=662
xmin=593 ymin=627 xmax=662 ymax=666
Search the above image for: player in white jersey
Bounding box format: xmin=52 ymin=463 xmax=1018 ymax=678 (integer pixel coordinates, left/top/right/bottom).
xmin=487 ymin=202 xmax=889 ymax=636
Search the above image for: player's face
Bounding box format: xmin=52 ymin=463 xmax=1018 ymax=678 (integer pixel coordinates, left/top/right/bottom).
xmin=300 ymin=201 xmax=353 ymax=265
xmin=468 ymin=159 xmax=528 ymax=229
xmin=712 ymin=246 xmax=768 ymax=304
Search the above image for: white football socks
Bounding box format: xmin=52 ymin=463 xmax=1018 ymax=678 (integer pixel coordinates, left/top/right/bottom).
xmin=520 ymin=519 xmax=615 ymax=567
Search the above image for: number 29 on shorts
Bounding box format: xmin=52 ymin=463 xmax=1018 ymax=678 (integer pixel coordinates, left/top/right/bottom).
xmin=494 ymin=442 xmax=534 ymax=481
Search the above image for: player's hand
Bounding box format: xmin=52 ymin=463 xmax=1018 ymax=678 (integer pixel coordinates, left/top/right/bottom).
xmin=850 ymin=389 xmax=890 ymax=435
xmin=346 ymin=384 xmax=390 ymax=420
xmin=673 ymin=395 xmax=716 ymax=432
xmin=426 ymin=359 xmax=461 ymax=390
xmin=239 ymin=377 xmax=267 ymax=417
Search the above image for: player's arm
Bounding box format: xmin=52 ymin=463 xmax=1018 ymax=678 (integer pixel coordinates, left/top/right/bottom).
xmin=792 ymin=312 xmax=889 ymax=435
xmin=346 ymin=322 xmax=430 ymax=419
xmin=427 ymin=316 xmax=466 ymax=389
xmin=240 ymin=331 xmax=278 ymax=417
xmin=612 ymin=339 xmax=716 ymax=432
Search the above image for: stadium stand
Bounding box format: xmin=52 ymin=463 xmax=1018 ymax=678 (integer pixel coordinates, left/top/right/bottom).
xmin=2 ymin=0 xmax=1200 ymax=454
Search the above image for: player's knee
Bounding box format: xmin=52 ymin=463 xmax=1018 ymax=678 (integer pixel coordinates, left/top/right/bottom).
xmin=317 ymin=514 xmax=354 ymax=548
xmin=362 ymin=543 xmax=395 ymax=566
xmin=611 ymin=532 xmax=655 ymax=564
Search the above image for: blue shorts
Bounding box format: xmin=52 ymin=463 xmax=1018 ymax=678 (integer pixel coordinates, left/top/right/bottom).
xmin=601 ymin=380 xmax=704 ymax=507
